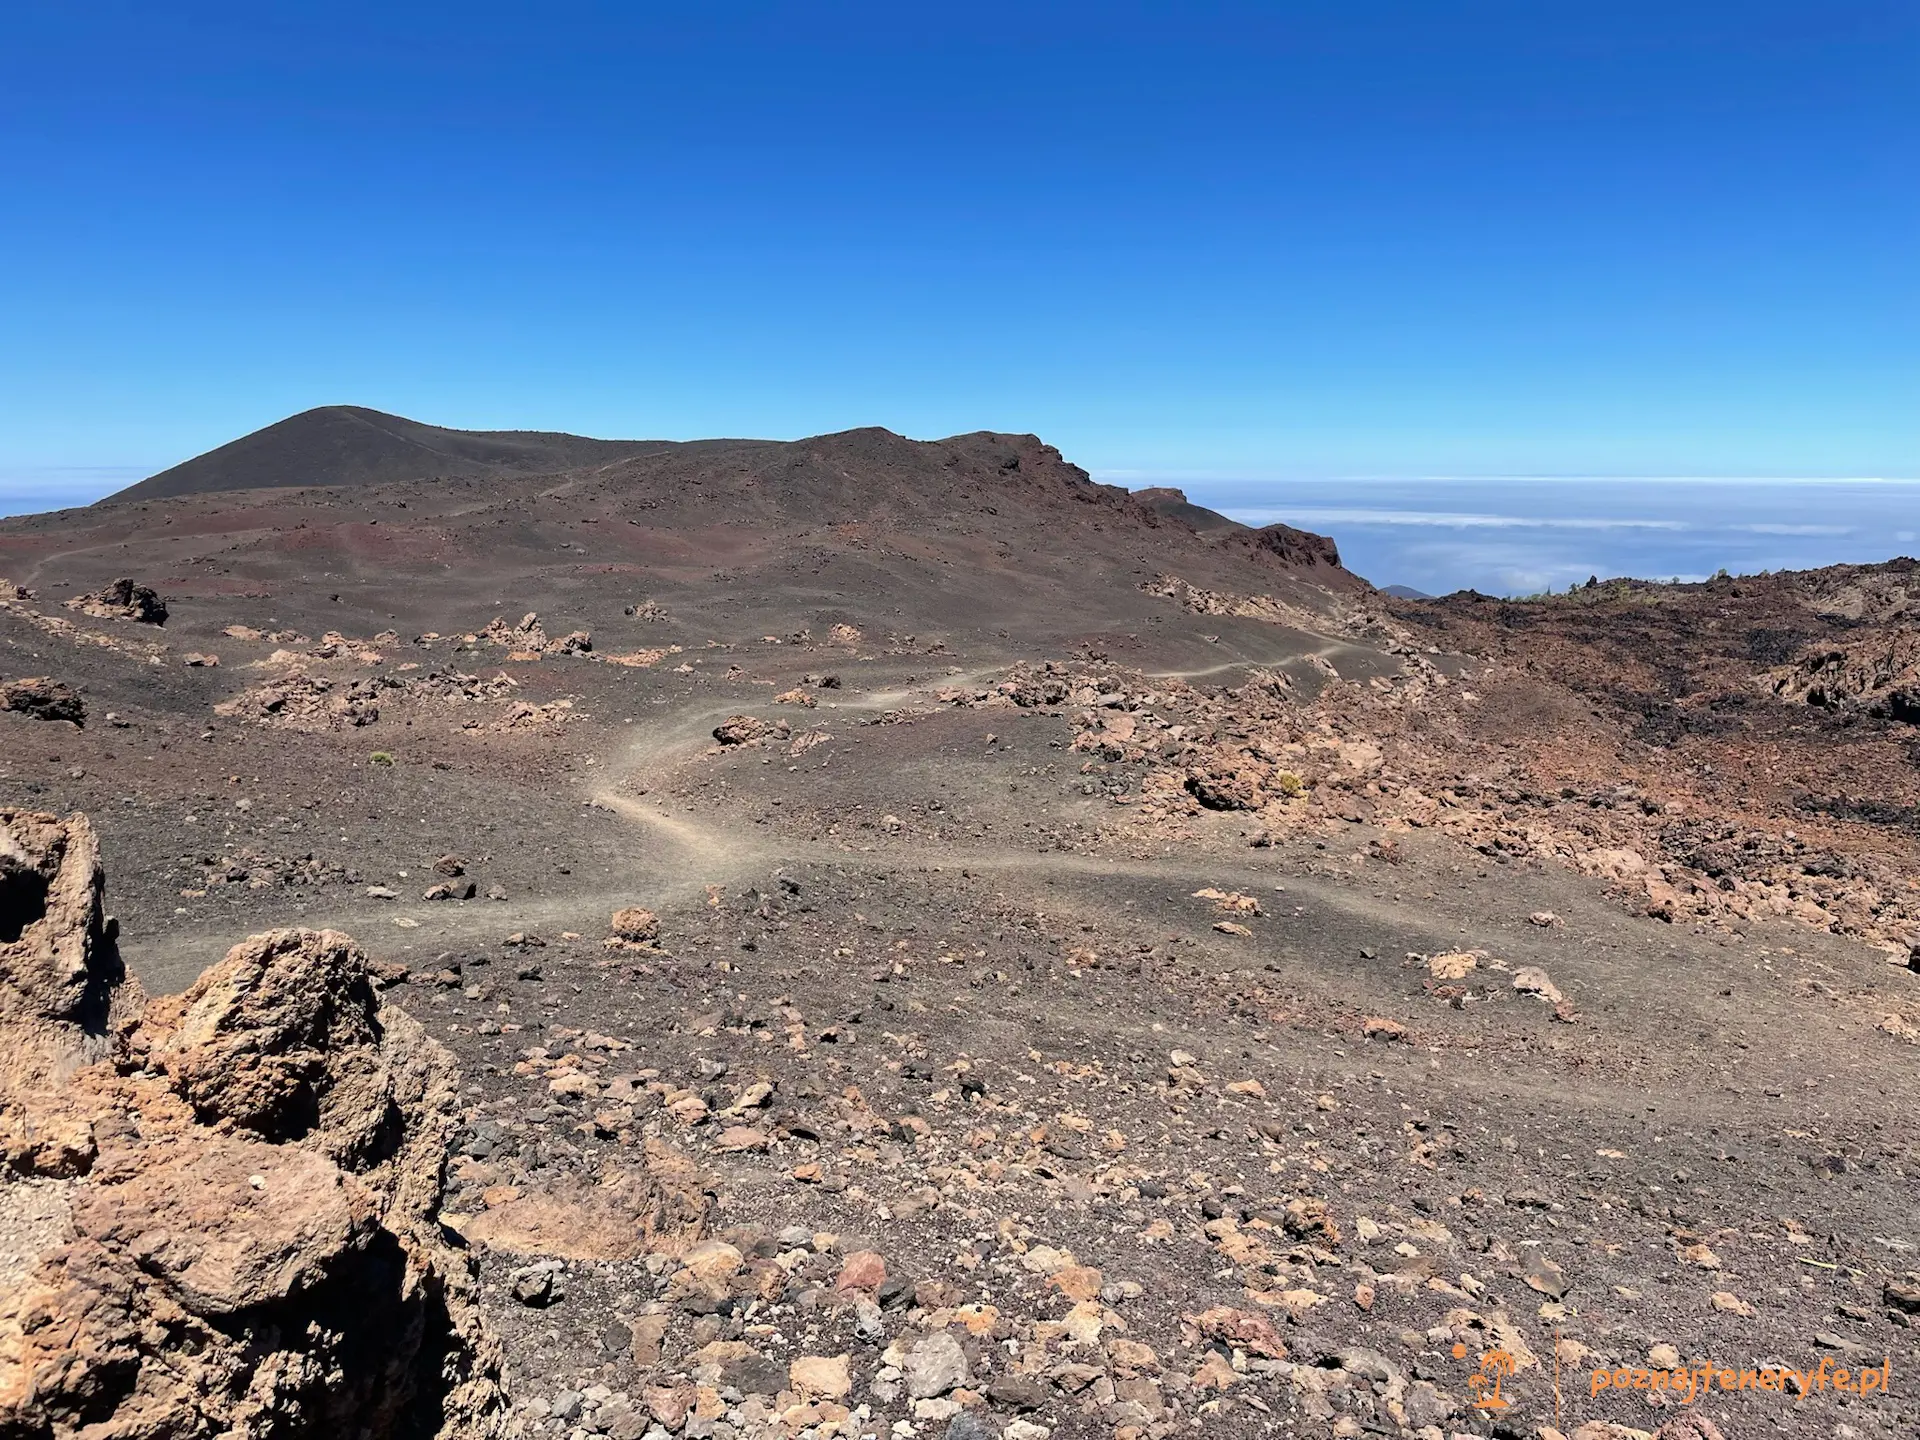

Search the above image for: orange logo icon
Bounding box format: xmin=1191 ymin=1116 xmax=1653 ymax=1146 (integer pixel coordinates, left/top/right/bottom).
xmin=1454 ymin=1343 xmax=1517 ymax=1410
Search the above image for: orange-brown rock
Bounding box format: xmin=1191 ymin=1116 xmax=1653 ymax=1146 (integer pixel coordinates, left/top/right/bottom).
xmin=610 ymin=906 xmax=660 ymax=944
xmin=0 ymin=809 xmax=506 ymax=1439
xmin=454 ymin=1141 xmax=709 ymax=1261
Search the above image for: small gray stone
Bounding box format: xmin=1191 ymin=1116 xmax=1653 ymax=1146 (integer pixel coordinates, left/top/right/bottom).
xmin=903 ymin=1331 xmax=969 ymax=1399
xmin=596 ymin=1399 xmax=647 ymax=1440
xmin=719 ymin=1353 xmax=786 ymax=1395
xmin=508 ymin=1263 xmax=562 ymax=1307
xmin=1522 ymin=1249 xmax=1570 ymax=1299
xmin=1405 ymin=1380 xmax=1456 ymax=1428
xmin=1330 ymin=1345 xmax=1405 ymax=1392
xmin=853 ymin=1299 xmax=886 ymax=1343
xmin=460 ymin=1121 xmax=501 ymax=1159
xmin=987 ymin=1375 xmax=1049 ymax=1410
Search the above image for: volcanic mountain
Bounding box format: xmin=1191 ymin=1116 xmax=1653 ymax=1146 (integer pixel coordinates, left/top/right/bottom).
xmin=114 ymin=404 xmax=668 ymax=500
xmin=11 ymin=411 xmax=1372 ymax=672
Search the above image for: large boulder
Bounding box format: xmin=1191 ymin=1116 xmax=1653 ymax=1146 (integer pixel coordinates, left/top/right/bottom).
xmin=65 ymin=577 xmax=167 ymax=625
xmin=0 ymin=677 xmax=85 ymax=726
xmin=0 ymin=810 xmax=506 ymax=1439
xmin=712 ymin=714 xmax=787 ymax=746
xmin=609 ymin=906 xmax=659 ymax=944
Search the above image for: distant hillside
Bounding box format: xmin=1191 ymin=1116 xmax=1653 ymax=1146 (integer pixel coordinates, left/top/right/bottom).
xmin=1381 ymin=583 xmax=1433 ymax=599
xmin=50 ymin=412 xmax=1368 ymax=652
xmin=111 ymin=405 xmax=672 ymax=501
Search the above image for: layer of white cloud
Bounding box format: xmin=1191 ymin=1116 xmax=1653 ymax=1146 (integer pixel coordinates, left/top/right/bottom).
xmin=1183 ymin=478 xmax=1920 ymax=595
xmin=1228 ymin=506 xmax=1694 ymax=532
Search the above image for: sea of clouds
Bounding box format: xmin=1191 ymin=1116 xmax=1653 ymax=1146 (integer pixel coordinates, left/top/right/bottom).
xmin=1143 ymin=477 xmax=1920 ymax=597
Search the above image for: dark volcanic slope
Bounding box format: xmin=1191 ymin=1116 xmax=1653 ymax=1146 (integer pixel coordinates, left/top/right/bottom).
xmin=112 ymin=411 xmax=1362 ymax=618
xmin=32 ymin=417 xmax=1368 ymax=673
xmin=114 ymin=404 xmax=675 ymax=500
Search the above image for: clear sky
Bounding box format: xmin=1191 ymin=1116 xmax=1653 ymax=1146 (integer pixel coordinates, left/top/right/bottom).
xmin=2 ymin=2 xmax=1915 ymax=515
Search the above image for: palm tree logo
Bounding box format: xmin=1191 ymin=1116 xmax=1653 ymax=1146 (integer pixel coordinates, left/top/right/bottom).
xmin=1454 ymin=1343 xmax=1516 ymax=1410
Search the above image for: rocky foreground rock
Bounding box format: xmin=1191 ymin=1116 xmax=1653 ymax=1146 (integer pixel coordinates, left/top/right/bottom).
xmin=0 ymin=808 xmax=506 ymax=1438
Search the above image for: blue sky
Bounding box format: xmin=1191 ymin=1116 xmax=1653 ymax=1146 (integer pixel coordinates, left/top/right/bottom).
xmin=2 ymin=2 xmax=1914 ymax=589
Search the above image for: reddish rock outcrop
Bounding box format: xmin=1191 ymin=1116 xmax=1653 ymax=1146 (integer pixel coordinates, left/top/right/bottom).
xmin=0 ymin=809 xmax=505 ymax=1439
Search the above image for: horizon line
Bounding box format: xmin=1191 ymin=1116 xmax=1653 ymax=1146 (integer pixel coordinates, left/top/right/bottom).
xmin=1098 ymin=471 xmax=1920 ymax=486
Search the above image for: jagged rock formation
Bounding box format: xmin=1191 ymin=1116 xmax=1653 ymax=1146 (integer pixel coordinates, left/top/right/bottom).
xmin=0 ymin=810 xmax=506 ymax=1439
xmin=64 ymin=578 xmax=167 ymax=626
xmin=1241 ymin=521 xmax=1345 ymax=573
xmin=1770 ymin=627 xmax=1920 ymax=723
xmin=477 ymin=614 xmax=591 ymax=658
